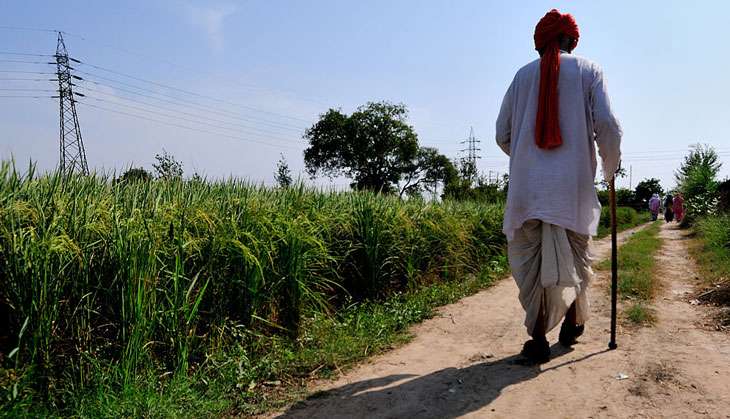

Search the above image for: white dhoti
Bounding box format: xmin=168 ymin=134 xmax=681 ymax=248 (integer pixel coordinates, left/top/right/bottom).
xmin=508 ymin=219 xmax=594 ymax=335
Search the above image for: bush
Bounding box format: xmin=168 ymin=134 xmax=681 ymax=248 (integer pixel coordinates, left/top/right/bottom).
xmin=596 ymin=188 xmax=642 ymax=211
xmin=717 ymin=179 xmax=730 ymax=213
xmin=675 ymin=144 xmax=721 ymax=224
xmin=596 ymin=206 xmax=645 ymax=238
xmin=116 ymin=167 xmax=152 ymax=183
xmin=694 ymin=215 xmax=730 ymax=325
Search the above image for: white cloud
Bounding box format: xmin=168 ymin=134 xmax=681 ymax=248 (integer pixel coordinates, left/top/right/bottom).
xmin=185 ymin=2 xmax=238 ymax=53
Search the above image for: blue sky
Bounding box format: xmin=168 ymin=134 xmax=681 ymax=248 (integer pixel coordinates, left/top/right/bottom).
xmin=1 ymin=0 xmax=729 ymax=189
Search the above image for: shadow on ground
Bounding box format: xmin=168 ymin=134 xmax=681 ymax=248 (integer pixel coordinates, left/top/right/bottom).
xmin=278 ymin=344 xmax=608 ymax=418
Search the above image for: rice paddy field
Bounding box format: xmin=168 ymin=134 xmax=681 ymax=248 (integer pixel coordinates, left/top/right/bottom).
xmin=0 ymin=162 xmax=507 ymax=415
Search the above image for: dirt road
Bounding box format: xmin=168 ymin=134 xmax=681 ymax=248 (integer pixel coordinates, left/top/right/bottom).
xmin=273 ymin=222 xmax=730 ymax=418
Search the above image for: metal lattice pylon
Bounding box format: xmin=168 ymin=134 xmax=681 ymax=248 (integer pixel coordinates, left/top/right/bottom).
xmin=54 ymin=32 xmax=88 ymax=175
xmin=459 ymin=126 xmax=481 ymax=181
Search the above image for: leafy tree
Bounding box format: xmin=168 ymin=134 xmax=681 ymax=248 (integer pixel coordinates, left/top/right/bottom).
xmin=117 ymin=167 xmax=152 ymax=183
xmin=399 ymin=147 xmax=456 ymax=198
xmin=153 ymin=149 xmax=183 ymax=180
xmin=442 ymin=160 xmax=507 ymax=203
xmin=718 ymin=179 xmax=730 ymax=213
xmin=675 ymin=144 xmax=722 ymax=221
xmin=303 ymin=101 xmax=419 ymax=193
xmin=596 ymin=187 xmax=637 ymax=209
xmin=274 ymin=153 xmax=293 ymax=188
xmin=633 ymin=178 xmax=663 ymax=208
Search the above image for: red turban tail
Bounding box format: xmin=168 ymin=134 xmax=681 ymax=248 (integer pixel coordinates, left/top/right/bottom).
xmin=533 ymin=9 xmax=579 ymax=150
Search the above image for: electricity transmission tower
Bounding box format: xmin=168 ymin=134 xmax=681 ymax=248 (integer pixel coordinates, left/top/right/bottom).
xmin=54 ymin=32 xmax=88 ymax=175
xmin=460 ymin=126 xmax=481 ymax=181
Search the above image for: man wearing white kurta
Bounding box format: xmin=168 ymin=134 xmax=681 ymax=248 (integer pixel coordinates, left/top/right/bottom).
xmin=496 ymin=9 xmax=621 ymax=363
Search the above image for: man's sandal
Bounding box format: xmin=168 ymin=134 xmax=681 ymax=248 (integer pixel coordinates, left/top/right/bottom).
xmin=558 ymin=322 xmax=585 ymax=346
xmin=520 ymin=339 xmax=550 ymax=364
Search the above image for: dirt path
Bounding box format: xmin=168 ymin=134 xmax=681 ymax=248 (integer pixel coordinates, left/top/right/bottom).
xmin=272 ymin=223 xmax=730 ymax=418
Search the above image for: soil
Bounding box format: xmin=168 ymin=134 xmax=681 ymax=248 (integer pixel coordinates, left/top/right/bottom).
xmin=270 ymin=222 xmax=730 ymax=418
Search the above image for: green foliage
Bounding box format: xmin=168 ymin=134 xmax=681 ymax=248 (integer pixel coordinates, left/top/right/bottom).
xmin=443 ymin=162 xmax=507 ymax=203
xmin=626 ymin=302 xmax=655 ymax=325
xmin=303 ymin=101 xmax=420 ymax=193
xmin=634 ymin=178 xmax=664 ymax=208
xmin=153 ymin=149 xmax=184 ymax=180
xmin=596 ymin=187 xmax=639 ymax=209
xmin=400 ymin=147 xmax=456 ymax=198
xmin=716 ymin=179 xmax=730 ymax=213
xmin=695 ymin=215 xmax=730 ymax=278
xmin=117 ymin=167 xmax=152 ymax=184
xmin=692 ymin=215 xmax=730 ymax=326
xmin=675 ymin=144 xmax=722 ymax=223
xmin=596 ymin=206 xmax=650 ymax=238
xmin=274 ymin=154 xmax=293 ymax=188
xmin=0 ymin=161 xmax=507 ymax=415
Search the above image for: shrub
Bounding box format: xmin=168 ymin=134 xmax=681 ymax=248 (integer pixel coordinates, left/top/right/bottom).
xmin=596 ymin=206 xmax=645 ymax=238
xmin=675 ymin=144 xmax=721 ymax=223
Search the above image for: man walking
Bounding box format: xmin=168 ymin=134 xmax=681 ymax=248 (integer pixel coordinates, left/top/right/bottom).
xmin=496 ymin=9 xmax=622 ymax=363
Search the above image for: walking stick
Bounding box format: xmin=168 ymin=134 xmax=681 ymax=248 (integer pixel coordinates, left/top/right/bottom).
xmin=608 ymin=174 xmax=618 ymax=350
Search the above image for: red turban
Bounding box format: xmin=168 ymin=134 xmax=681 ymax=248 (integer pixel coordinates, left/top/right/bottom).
xmin=533 ymin=9 xmax=580 ymax=150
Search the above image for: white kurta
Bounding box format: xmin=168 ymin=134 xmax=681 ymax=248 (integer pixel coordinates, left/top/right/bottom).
xmin=496 ymin=53 xmax=622 ymax=240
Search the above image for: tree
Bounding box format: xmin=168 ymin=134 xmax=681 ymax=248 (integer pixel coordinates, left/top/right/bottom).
xmin=634 ymin=178 xmax=663 ymax=208
xmin=675 ymin=144 xmax=722 ymax=220
xmin=303 ymin=101 xmax=419 ymax=193
xmin=117 ymin=167 xmax=152 ymax=183
xmin=442 ymin=160 xmax=507 ymax=203
xmin=274 ymin=154 xmax=293 ymax=188
xmin=399 ymin=147 xmax=456 ymax=198
xmin=153 ymin=149 xmax=184 ymax=180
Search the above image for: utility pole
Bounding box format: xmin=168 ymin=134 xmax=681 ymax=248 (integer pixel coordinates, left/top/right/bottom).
xmin=459 ymin=126 xmax=481 ymax=182
xmin=54 ymin=32 xmax=89 ymax=175
xmin=629 ymin=165 xmax=633 ymax=190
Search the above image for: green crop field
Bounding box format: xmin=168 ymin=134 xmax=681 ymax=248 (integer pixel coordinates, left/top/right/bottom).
xmin=0 ymin=162 xmax=507 ymax=415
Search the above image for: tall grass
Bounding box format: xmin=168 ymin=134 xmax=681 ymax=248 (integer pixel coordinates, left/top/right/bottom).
xmin=0 ymin=162 xmax=506 ymax=414
xmin=693 ymin=215 xmax=730 ymax=325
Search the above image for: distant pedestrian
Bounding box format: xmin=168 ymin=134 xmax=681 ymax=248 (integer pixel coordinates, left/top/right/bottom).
xmin=649 ymin=193 xmax=660 ymax=221
xmin=664 ymin=194 xmax=674 ymax=222
xmin=673 ymin=192 xmax=684 ymax=223
xmin=496 ymin=9 xmax=621 ymax=364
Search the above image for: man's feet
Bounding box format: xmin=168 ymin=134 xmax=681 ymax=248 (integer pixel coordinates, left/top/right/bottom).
xmin=520 ymin=338 xmax=550 ymax=364
xmin=558 ymin=321 xmax=585 ymax=346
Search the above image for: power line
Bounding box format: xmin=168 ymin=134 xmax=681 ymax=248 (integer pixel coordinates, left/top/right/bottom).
xmin=0 ymin=25 xmax=58 ymax=33
xmin=0 ymin=51 xmax=53 ymax=57
xmin=73 ymin=60 xmax=313 ymax=124
xmin=81 ymin=94 xmax=302 ymax=144
xmin=0 ymin=70 xmax=54 ymax=74
xmin=78 ymin=87 xmax=303 ymax=140
xmin=0 ymin=88 xmax=55 ymax=92
xmin=0 ymin=77 xmax=55 ymax=81
xmin=0 ymin=95 xmax=53 ymax=98
xmin=77 ymin=101 xmax=301 ymax=150
xmin=0 ymin=26 xmax=327 ymax=110
xmin=74 ymin=70 xmax=307 ymax=131
xmin=0 ymin=59 xmax=53 ymax=65
xmin=55 ymin=30 xmax=334 ymax=108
